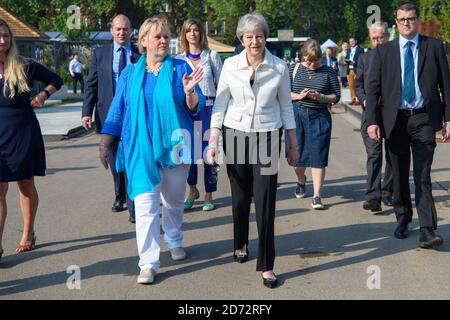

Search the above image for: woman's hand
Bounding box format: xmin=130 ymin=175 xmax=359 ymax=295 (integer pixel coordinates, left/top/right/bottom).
xmin=30 ymin=91 xmax=47 ymax=108
xmin=99 ymin=134 xmax=114 ymax=170
xmin=306 ymin=90 xmax=321 ymax=101
xmin=287 ymin=148 xmax=300 ymax=166
xmin=183 ymin=66 xmax=204 ymax=93
xmin=206 ymin=145 xmax=217 ymax=165
xmin=292 ymin=88 xmax=311 ymax=101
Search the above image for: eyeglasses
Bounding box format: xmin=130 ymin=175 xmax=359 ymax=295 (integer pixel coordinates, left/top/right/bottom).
xmin=370 ymin=37 xmax=386 ymax=41
xmin=396 ymin=16 xmax=418 ymax=25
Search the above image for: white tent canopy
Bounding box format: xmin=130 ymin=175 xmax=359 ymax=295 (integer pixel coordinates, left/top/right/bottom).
xmin=320 ymin=39 xmax=338 ymax=52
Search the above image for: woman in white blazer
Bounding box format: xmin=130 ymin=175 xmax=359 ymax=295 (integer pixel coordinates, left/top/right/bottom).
xmin=207 ymin=13 xmax=299 ymax=289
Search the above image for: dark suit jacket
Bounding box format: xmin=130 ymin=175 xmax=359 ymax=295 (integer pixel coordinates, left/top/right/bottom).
xmin=345 ymin=45 xmax=364 ymax=74
xmin=356 ymin=50 xmax=384 ymax=132
xmin=82 ymin=43 xmax=140 ymax=133
xmin=365 ymin=35 xmax=450 ymax=140
xmin=321 ymin=56 xmax=339 ymax=74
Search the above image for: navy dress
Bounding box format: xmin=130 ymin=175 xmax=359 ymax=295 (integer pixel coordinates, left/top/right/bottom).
xmin=0 ymin=59 xmax=62 ymax=182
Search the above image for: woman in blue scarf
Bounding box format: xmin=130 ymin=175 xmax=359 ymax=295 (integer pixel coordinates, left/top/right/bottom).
xmin=99 ymin=17 xmax=204 ymax=285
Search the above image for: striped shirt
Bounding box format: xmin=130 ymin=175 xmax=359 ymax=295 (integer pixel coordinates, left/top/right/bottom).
xmin=289 ymin=63 xmax=341 ymax=108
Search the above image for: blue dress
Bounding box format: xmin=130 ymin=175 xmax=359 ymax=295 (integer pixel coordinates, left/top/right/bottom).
xmin=0 ymin=59 xmax=63 ymax=181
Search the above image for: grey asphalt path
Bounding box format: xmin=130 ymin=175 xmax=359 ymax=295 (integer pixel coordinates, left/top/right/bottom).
xmin=34 ymin=101 xmax=84 ymax=136
xmin=1 ymin=106 xmax=450 ymax=299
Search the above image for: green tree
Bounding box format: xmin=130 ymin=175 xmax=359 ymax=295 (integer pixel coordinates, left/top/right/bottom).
xmin=134 ymin=0 xmax=208 ymax=33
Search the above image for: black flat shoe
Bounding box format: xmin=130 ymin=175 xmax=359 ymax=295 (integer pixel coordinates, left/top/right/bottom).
xmin=262 ymin=274 xmax=278 ymax=289
xmin=233 ymin=248 xmax=248 ymax=263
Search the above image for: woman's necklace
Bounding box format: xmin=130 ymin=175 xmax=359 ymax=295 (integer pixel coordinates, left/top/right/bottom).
xmin=187 ymin=51 xmax=201 ymax=61
xmin=301 ymin=64 xmax=314 ymax=80
xmin=145 ymin=64 xmax=161 ymax=76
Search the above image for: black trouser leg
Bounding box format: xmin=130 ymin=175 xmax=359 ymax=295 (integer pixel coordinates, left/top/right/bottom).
xmin=410 ymin=113 xmax=437 ymax=229
xmin=227 ymin=163 xmax=252 ymax=251
xmin=252 ymin=162 xmax=278 ymax=271
xmin=361 ymin=124 xmax=383 ymax=202
xmin=108 ymin=138 xmax=126 ymax=203
xmin=387 ymin=116 xmax=413 ymax=225
xmin=382 ymin=139 xmax=394 ymax=198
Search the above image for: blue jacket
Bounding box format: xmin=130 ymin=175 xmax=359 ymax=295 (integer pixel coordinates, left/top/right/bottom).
xmin=345 ymin=46 xmax=364 ymax=74
xmin=101 ymin=58 xmax=204 ymax=163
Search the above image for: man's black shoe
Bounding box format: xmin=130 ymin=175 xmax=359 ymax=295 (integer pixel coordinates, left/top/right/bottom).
xmin=363 ymin=199 xmax=382 ymax=212
xmin=419 ymin=228 xmax=443 ymax=249
xmin=128 ymin=216 xmax=136 ymax=224
xmin=112 ymin=200 xmax=125 ymax=212
xmin=382 ymin=195 xmax=394 ymax=207
xmin=394 ymin=223 xmax=409 ymax=239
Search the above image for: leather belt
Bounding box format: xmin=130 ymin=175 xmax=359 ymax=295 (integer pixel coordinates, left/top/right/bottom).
xmin=399 ymin=107 xmax=426 ymax=116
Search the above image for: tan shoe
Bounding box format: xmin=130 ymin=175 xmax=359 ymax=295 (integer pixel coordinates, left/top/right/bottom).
xmin=137 ymin=268 xmax=156 ymax=284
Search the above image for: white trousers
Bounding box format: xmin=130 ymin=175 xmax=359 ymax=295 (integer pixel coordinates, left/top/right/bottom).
xmin=134 ymin=165 xmax=190 ymax=272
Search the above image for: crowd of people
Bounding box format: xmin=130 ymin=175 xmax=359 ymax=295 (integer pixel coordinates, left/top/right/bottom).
xmin=0 ymin=2 xmax=449 ymax=289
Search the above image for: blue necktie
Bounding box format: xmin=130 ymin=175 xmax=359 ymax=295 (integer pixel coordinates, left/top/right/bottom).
xmin=403 ymin=41 xmax=416 ymax=104
xmin=118 ymin=47 xmax=126 ymax=77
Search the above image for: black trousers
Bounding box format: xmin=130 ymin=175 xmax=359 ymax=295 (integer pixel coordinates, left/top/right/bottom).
xmin=223 ymin=127 xmax=281 ymax=272
xmin=108 ymin=138 xmax=135 ymax=217
xmin=361 ymin=115 xmax=393 ymax=202
xmin=386 ymin=112 xmax=437 ymax=229
xmin=72 ymin=73 xmax=84 ymax=94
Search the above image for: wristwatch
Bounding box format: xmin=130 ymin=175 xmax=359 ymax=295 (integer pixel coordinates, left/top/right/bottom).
xmin=185 ymin=88 xmax=195 ymax=96
xmin=42 ymin=89 xmax=51 ymax=99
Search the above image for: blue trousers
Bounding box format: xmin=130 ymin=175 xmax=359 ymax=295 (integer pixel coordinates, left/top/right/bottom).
xmin=187 ymin=104 xmax=217 ymax=193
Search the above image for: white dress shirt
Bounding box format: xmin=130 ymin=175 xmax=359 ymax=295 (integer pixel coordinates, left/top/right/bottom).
xmin=69 ymin=59 xmax=83 ymax=76
xmin=211 ymin=49 xmax=296 ymax=132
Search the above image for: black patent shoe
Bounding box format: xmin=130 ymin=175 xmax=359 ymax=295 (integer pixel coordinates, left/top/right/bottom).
xmin=112 ymin=200 xmax=125 ymax=212
xmin=262 ymin=273 xmax=278 ymax=289
xmin=233 ymin=248 xmax=248 ymax=263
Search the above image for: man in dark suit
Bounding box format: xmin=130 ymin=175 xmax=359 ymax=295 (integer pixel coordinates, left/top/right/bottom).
xmin=346 ymin=37 xmax=364 ymax=105
xmin=82 ymin=14 xmax=140 ymax=223
xmin=356 ymin=22 xmax=393 ymax=212
xmin=366 ymin=2 xmax=450 ymax=249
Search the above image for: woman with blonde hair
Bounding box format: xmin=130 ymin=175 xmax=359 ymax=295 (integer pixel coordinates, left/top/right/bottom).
xmin=100 ymin=17 xmax=204 ymax=284
xmin=0 ymin=19 xmax=62 ymax=261
xmin=177 ymin=19 xmax=223 ymax=211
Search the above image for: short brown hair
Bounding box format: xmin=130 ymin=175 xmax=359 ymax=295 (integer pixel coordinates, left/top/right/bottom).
xmin=396 ymin=2 xmax=420 ymax=17
xmin=302 ymin=39 xmax=322 ymax=62
xmin=179 ymin=19 xmax=209 ymax=53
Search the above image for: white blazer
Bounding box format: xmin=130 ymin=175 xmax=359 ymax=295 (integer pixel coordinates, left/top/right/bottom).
xmin=210 ymin=49 xmax=296 ymax=132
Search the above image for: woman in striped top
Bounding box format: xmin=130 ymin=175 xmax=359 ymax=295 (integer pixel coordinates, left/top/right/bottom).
xmin=286 ymin=39 xmax=341 ymax=209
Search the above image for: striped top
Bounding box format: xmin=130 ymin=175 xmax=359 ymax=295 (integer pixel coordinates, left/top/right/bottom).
xmin=289 ymin=63 xmax=341 ymax=108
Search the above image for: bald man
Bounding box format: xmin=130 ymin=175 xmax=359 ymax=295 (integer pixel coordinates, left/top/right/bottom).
xmin=82 ymin=14 xmax=140 ymax=223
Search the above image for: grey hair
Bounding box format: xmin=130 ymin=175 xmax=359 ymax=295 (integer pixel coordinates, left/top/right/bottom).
xmin=236 ymin=13 xmax=269 ymax=41
xmin=369 ymin=21 xmax=389 ymax=34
